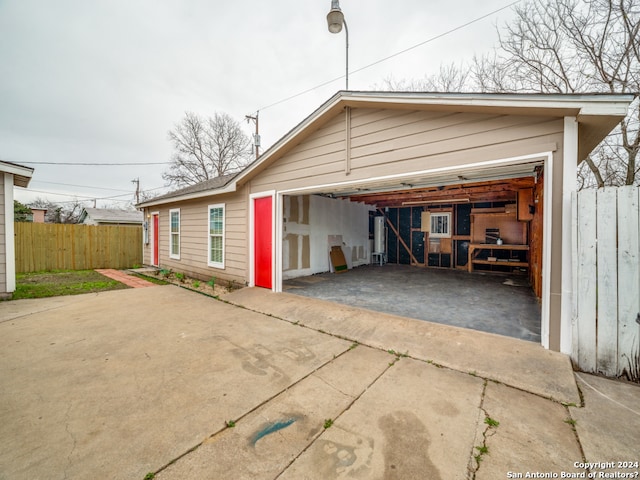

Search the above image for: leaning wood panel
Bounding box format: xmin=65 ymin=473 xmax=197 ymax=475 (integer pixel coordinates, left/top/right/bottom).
xmin=575 ymin=189 xmax=597 ymax=373
xmin=616 ymin=186 xmax=640 ymax=380
xmin=596 ymin=188 xmax=619 ymax=376
xmin=14 ymin=223 xmax=142 ymax=272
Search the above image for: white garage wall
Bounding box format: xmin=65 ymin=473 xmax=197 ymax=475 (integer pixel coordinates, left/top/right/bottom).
xmin=282 ymin=194 xmax=375 ymax=280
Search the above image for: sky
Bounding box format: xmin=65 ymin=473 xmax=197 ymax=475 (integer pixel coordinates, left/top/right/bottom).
xmin=0 ymin=0 xmax=519 ymax=208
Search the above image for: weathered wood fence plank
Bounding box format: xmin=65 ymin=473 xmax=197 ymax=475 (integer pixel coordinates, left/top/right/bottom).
xmin=573 ymin=186 xmax=640 ymax=383
xmin=595 ymin=188 xmax=619 ymax=376
xmin=617 ymin=186 xmax=640 ymax=379
xmin=575 ymin=189 xmax=597 ymax=373
xmin=14 ymin=223 xmax=142 ymax=272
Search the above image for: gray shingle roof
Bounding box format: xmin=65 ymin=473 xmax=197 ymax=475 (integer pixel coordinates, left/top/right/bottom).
xmin=80 ymin=208 xmax=143 ymax=224
xmin=142 ymin=173 xmax=238 ymax=204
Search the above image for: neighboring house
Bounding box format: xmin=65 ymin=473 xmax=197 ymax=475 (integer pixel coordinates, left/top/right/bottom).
xmin=30 ymin=207 xmax=47 ymax=223
xmin=78 ymin=208 xmax=143 ymax=226
xmin=138 ymin=91 xmax=634 ymax=353
xmin=0 ymin=160 xmax=34 ymax=299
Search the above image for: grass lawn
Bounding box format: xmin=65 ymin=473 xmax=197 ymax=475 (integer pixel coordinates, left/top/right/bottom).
xmin=12 ymin=270 xmax=130 ymax=300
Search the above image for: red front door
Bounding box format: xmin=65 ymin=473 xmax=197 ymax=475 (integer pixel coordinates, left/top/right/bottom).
xmin=152 ymin=214 xmax=159 ymax=266
xmin=254 ymin=197 xmax=272 ymax=289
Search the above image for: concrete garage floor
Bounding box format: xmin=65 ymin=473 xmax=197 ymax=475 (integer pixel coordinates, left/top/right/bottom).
xmin=284 ymin=264 xmax=542 ymax=343
xmin=1 ymin=285 xmax=637 ymax=480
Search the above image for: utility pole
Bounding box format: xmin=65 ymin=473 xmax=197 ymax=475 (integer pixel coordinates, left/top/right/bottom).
xmin=131 ymin=178 xmax=140 ymax=204
xmin=245 ymin=112 xmax=260 ymax=160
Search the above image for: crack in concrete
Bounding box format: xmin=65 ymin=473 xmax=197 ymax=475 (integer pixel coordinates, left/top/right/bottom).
xmin=273 ymin=356 xmax=399 ymax=479
xmin=63 ymin=402 xmax=77 ymax=480
xmin=564 ymin=405 xmax=588 ymax=466
xmin=468 ymin=380 xmax=500 ymax=479
xmin=150 ymin=344 xmax=356 ymax=477
xmin=221 ymin=296 xmax=578 ymax=407
xmin=311 ymin=372 xmax=354 ymax=399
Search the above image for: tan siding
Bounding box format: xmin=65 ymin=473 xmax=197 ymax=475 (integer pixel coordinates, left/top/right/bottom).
xmin=252 ymin=108 xmax=563 ymax=194
xmin=351 ymin=114 xmax=554 ymax=158
xmin=143 ymin=187 xmax=248 ymax=284
xmin=351 ymin=110 xmax=494 ymax=144
xmin=350 ymin=119 xmax=563 ymax=170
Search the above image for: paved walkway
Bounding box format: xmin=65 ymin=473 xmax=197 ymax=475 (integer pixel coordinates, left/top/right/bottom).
xmin=95 ymin=268 xmax=157 ymax=288
xmin=0 ymin=286 xmax=637 ymax=480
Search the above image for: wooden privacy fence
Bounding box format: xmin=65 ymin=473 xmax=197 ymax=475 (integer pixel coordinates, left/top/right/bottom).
xmin=572 ymin=186 xmax=640 ymax=383
xmin=14 ymin=223 xmax=142 ymax=273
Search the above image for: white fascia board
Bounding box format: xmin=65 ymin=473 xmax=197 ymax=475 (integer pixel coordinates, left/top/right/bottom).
xmin=233 ymin=93 xmax=344 ymax=184
xmin=0 ymin=161 xmax=34 ymax=179
xmin=138 ymin=182 xmax=237 ymax=208
xmin=577 ymin=101 xmax=634 ymax=117
xmin=343 ymin=92 xmax=635 ymax=113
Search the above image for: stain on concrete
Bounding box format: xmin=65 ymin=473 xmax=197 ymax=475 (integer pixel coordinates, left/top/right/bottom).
xmin=231 ymin=344 xmax=288 ymax=382
xmin=429 ymin=398 xmax=460 ymax=417
xmin=313 ymin=435 xmax=374 ymax=477
xmin=281 ymin=344 xmax=315 ymax=362
xmin=250 ymin=417 xmax=298 ymax=446
xmin=379 ymin=411 xmax=442 ymax=480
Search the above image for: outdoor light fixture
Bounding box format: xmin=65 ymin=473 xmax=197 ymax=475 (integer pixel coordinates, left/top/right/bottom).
xmin=326 ymin=0 xmax=349 ymax=90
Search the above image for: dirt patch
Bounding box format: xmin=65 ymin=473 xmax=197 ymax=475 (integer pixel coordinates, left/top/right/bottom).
xmin=139 ymin=270 xmax=236 ymax=297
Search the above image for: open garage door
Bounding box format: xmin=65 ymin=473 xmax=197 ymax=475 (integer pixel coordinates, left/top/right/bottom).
xmin=277 ymin=157 xmax=546 ymax=343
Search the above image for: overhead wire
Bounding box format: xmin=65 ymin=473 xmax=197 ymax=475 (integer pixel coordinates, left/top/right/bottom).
xmin=258 ymin=0 xmax=523 ymax=112
xmin=18 ymin=161 xmax=169 ymax=166
xmin=19 ymin=1 xmax=525 ymax=204
xmin=32 ymin=180 xmax=133 ymax=192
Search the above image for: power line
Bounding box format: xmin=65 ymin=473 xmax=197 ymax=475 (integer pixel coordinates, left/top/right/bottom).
xmin=31 ymin=180 xmax=133 ymax=192
xmin=25 ymin=189 xmax=133 ymax=201
xmin=259 ymin=0 xmax=523 ymax=111
xmin=18 ymin=161 xmax=169 ymax=166
xmin=22 ymin=184 xmax=169 ymax=203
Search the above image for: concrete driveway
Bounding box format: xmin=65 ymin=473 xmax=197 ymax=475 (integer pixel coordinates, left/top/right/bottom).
xmin=0 ymin=285 xmax=637 ymax=480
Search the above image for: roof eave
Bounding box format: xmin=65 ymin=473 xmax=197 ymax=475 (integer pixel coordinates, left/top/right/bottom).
xmin=231 ymin=91 xmax=635 ymax=187
xmin=0 ymin=161 xmax=34 ymax=188
xmin=138 ymin=182 xmax=238 ymax=208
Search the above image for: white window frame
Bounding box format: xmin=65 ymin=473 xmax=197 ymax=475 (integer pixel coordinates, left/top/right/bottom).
xmin=208 ymin=203 xmax=225 ymax=268
xmin=169 ymin=208 xmax=180 ymax=260
xmin=429 ymin=212 xmax=451 ymax=238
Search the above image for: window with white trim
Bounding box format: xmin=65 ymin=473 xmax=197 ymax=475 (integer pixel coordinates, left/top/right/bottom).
xmin=169 ymin=209 xmax=180 ymax=259
xmin=429 ymin=212 xmax=451 ymax=238
xmin=208 ymin=204 xmax=225 ymax=268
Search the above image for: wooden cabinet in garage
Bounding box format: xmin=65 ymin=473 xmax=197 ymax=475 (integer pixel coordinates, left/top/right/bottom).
xmin=468 ymin=207 xmax=529 ymax=273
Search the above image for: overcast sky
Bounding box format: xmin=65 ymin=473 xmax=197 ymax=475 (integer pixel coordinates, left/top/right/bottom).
xmin=1 ymin=0 xmax=518 ymax=208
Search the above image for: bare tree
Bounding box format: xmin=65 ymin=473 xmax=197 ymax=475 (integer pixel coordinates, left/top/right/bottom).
xmin=163 ymin=111 xmax=252 ymax=188
xmin=378 ymin=63 xmax=471 ymax=92
xmin=472 ymin=0 xmax=640 ymax=187
xmin=29 ymin=197 xmax=84 ymax=224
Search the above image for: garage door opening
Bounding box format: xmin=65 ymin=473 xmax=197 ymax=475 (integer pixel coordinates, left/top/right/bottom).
xmin=284 ymin=265 xmax=541 ymax=342
xmin=278 ymin=167 xmax=545 ymax=343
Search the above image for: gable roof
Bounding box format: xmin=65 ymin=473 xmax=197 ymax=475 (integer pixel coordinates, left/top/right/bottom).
xmin=0 ymin=160 xmax=34 ymax=188
xmin=139 ymin=173 xmax=238 ymax=206
xmin=79 ymin=208 xmax=143 ymax=224
xmin=138 ymin=91 xmax=635 ymax=208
